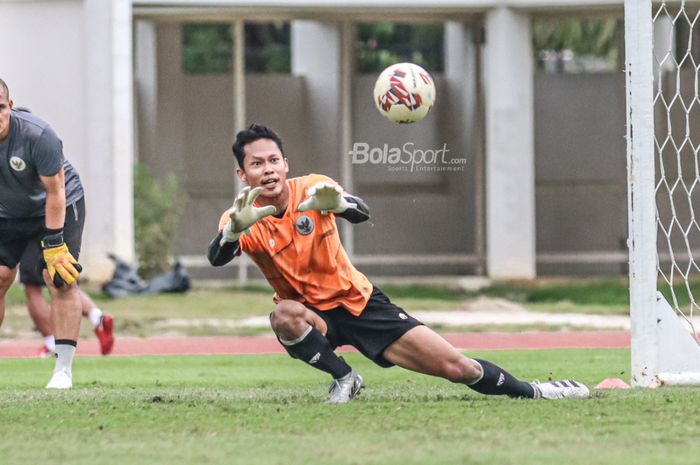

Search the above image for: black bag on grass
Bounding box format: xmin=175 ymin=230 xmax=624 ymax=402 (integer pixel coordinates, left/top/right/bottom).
xmin=101 ymin=254 xmax=190 ymax=298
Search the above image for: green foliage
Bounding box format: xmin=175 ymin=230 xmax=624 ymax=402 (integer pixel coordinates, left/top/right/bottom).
xmin=377 ymin=284 xmax=470 ymax=301
xmin=3 ymin=350 xmax=700 ymax=465
xmin=483 ymin=279 xmax=631 ymax=306
xmin=474 ymin=277 xmax=700 ymax=309
xmin=181 ymin=21 xmax=445 ymax=75
xmin=658 ymin=279 xmax=700 ymax=312
xmin=182 ymin=22 xmax=291 ymax=74
xmin=379 ymin=279 xmax=631 ymax=306
xmin=245 ymin=22 xmax=291 ymax=73
xmin=182 ymin=23 xmax=233 ymax=74
xmin=133 ymin=164 xmax=185 ymax=279
xmin=532 ymin=18 xmax=622 ymax=71
xmin=2 ymin=286 xmax=26 ymax=307
xmin=2 ymin=278 xmax=640 ymax=339
xmin=356 ymin=22 xmax=444 ymax=74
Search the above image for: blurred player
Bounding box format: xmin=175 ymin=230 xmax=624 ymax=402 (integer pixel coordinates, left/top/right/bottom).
xmin=0 ymin=78 xmax=84 ymax=388
xmin=208 ymin=124 xmax=590 ymax=403
xmin=20 ymin=252 xmax=114 ymax=357
xmin=8 ymin=107 xmax=114 ymax=357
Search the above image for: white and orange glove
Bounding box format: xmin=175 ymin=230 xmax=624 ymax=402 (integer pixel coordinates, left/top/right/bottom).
xmin=220 ymin=186 xmax=277 ymax=245
xmin=297 ymin=182 xmax=355 ymax=215
xmin=41 ymin=230 xmax=82 ymax=287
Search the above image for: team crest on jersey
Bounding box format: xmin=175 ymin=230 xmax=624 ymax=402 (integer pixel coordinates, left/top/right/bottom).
xmin=9 ymin=156 xmax=26 ymax=171
xmin=295 ymin=215 xmax=314 ymax=235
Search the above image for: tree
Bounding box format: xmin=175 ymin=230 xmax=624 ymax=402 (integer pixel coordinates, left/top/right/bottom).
xmin=355 ymin=23 xmax=444 ymax=74
xmin=532 ymin=18 xmax=622 ymax=73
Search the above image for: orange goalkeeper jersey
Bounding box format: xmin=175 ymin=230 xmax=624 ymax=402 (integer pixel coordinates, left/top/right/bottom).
xmin=217 ymin=174 xmax=373 ymax=316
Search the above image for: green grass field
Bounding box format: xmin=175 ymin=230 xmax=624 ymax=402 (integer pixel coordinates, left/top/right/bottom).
xmin=1 ymin=348 xmax=699 ymax=465
xmin=0 ymin=277 xmax=644 ymax=339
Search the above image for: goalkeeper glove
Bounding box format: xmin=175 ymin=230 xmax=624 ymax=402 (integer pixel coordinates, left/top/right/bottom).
xmin=41 ymin=229 xmax=82 ymax=287
xmin=220 ymin=186 xmax=277 ymax=245
xmin=297 ymin=181 xmax=355 ymax=215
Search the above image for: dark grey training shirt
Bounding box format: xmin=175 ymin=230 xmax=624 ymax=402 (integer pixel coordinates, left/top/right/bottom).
xmin=0 ymin=110 xmax=83 ymax=218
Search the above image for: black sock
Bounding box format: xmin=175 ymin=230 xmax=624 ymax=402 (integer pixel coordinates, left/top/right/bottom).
xmin=280 ymin=326 xmax=351 ymax=379
xmin=468 ymin=359 xmax=535 ymax=398
xmin=55 ymin=339 xmax=77 ymax=347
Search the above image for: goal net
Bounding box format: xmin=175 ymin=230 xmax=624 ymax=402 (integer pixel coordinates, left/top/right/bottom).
xmin=626 ymin=0 xmax=700 ymax=387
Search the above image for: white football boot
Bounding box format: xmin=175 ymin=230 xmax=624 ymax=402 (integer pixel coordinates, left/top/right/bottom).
xmin=46 ymin=368 xmax=73 ymax=389
xmin=327 ymin=369 xmax=364 ymax=404
xmin=531 ymin=379 xmax=589 ymax=399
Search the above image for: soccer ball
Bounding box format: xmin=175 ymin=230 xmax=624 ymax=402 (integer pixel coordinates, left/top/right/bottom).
xmin=373 ymin=62 xmax=436 ymax=124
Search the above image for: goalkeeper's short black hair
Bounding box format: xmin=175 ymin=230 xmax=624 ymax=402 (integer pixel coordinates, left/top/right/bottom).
xmin=232 ymin=123 xmax=285 ymax=168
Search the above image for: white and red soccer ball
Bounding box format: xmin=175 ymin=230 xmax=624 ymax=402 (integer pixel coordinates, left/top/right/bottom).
xmin=373 ymin=62 xmax=436 ymax=124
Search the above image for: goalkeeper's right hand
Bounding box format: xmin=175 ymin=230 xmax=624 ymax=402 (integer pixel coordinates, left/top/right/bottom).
xmin=220 ymin=186 xmax=277 ymax=245
xmin=41 ymin=230 xmax=82 ymax=287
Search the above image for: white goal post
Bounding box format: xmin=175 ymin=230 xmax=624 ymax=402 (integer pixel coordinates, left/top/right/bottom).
xmin=626 ymin=0 xmax=700 ymax=387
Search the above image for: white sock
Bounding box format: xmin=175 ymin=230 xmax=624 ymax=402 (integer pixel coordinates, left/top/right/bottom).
xmin=88 ymin=308 xmax=103 ymax=328
xmin=44 ymin=335 xmax=56 ymax=352
xmin=54 ymin=343 xmax=76 ymax=376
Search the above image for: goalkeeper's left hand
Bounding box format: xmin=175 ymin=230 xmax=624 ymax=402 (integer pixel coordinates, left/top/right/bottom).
xmin=220 ymin=186 xmax=277 ymax=245
xmin=41 ymin=230 xmax=82 ymax=287
xmin=297 ymin=181 xmax=356 ymax=215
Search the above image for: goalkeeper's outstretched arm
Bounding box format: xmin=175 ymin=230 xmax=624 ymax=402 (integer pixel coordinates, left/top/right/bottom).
xmin=297 ymin=181 xmax=370 ymax=224
xmin=338 ymin=194 xmax=370 ymax=224
xmin=208 ymin=185 xmax=276 ymax=266
xmin=208 ymin=233 xmax=241 ymax=266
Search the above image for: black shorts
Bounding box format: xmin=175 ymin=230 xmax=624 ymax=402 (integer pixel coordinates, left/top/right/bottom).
xmin=0 ymin=198 xmax=86 ymax=285
xmin=310 ymin=287 xmax=423 ymax=368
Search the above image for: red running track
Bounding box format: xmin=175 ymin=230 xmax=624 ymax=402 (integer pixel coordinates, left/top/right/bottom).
xmin=0 ymin=331 xmax=630 ymax=358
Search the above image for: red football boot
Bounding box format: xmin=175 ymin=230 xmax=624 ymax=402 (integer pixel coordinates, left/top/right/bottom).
xmin=94 ymin=314 xmax=115 ymax=355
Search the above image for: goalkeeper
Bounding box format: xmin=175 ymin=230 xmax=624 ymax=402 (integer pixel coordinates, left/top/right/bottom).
xmin=208 ymin=123 xmax=590 ymax=403
xmin=0 ymin=78 xmax=83 ymax=389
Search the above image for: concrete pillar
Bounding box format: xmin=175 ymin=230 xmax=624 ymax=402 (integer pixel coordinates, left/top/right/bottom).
xmin=82 ymin=0 xmax=135 ymax=281
xmin=154 ymin=23 xmax=186 ymax=176
xmin=135 ymin=20 xmax=158 ymax=165
xmin=445 ymin=23 xmax=477 ymax=123
xmin=445 ymin=22 xmax=484 ymax=272
xmin=291 ymin=21 xmax=341 ymax=178
xmin=483 ymin=8 xmax=536 ymax=279
xmin=292 ymin=21 xmax=354 ymax=252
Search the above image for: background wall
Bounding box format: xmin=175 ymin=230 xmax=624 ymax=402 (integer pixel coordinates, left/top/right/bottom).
xmin=535 ymin=72 xmax=628 ymax=275
xmin=137 ymin=22 xmax=630 ymax=278
xmin=2 ymin=0 xmax=134 ymax=282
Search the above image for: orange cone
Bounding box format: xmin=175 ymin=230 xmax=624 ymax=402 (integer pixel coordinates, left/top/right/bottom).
xmin=595 ymin=377 xmax=631 ymax=389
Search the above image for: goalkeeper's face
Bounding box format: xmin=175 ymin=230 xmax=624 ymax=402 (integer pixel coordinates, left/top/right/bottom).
xmin=237 ymin=138 xmax=289 ymax=200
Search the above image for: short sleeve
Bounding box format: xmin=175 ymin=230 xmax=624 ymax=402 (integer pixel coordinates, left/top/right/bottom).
xmin=32 ymin=127 xmax=64 ymax=177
